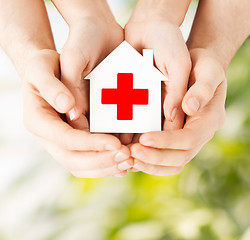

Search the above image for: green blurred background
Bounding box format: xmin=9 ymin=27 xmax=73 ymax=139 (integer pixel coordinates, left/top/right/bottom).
xmin=0 ymin=1 xmax=249 ymax=240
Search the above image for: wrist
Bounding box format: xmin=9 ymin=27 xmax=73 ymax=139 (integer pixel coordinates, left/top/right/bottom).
xmin=17 ymin=48 xmax=57 ymax=80
xmin=189 ymin=48 xmax=226 ymax=75
xmin=129 ymin=0 xmax=191 ymax=26
xmin=188 ymin=43 xmax=230 ymax=72
xmin=53 ymin=0 xmax=116 ymax=28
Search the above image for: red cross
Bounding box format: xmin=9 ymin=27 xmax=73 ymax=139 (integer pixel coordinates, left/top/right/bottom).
xmin=101 ymin=73 xmax=148 ymax=120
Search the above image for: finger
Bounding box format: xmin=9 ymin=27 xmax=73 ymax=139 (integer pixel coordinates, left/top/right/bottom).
xmin=60 ymin=45 xmax=90 ymax=121
xmin=71 ymin=166 xmax=126 ymax=179
xmin=35 ymin=136 xmax=132 ymax=171
xmin=152 ymin=27 xmax=191 ymax=125
xmin=133 ymin=160 xmax=183 ymax=176
xmin=27 ymin=51 xmax=75 ymax=114
xmin=131 ymin=143 xmax=197 ymax=166
xmin=182 ymin=52 xmax=226 ymax=116
xmin=112 ymin=133 xmax=120 ymax=139
xmin=70 ymin=158 xmax=133 ymax=178
xmin=120 ymin=133 xmax=134 ymax=145
xmin=112 ymin=171 xmax=128 ymax=177
xmin=139 ymin=81 xmax=227 ymax=150
xmin=60 ymin=22 xmax=119 ymax=121
xmin=132 ymin=133 xmax=142 ymax=143
xmin=60 ymin=24 xmax=97 ymax=121
xmin=139 ymin=128 xmax=203 ymax=150
xmin=163 ymin=107 xmax=185 ymax=131
xmin=163 ymin=59 xmax=191 ymax=121
xmin=33 ymin=75 xmax=75 ymax=114
xmin=139 ymin=121 xmax=214 ymax=151
xmin=68 ymin=114 xmax=90 ymax=131
xmin=23 ymin=83 xmax=121 ymax=151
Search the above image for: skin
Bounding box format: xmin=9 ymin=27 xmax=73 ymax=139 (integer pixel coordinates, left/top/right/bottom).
xmin=51 ymin=0 xmax=193 ymax=176
xmin=51 ymin=0 xmax=134 ymax=177
xmin=1 ymin=0 xmax=249 ymax=178
xmin=130 ymin=49 xmax=227 ymax=175
xmin=0 ymin=0 xmax=132 ymax=178
xmin=121 ymin=0 xmax=192 ymax=144
xmin=129 ymin=0 xmax=250 ymax=175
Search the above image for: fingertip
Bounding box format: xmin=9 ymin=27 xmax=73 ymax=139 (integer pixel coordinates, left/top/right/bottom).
xmin=130 ymin=143 xmax=142 ymax=158
xmin=104 ymin=135 xmax=122 ymax=151
xmin=139 ymin=133 xmax=155 ymax=147
xmin=68 ymin=107 xmax=84 ymax=122
xmin=182 ymin=95 xmax=200 ymax=116
xmin=68 ymin=108 xmax=77 ymax=121
xmin=130 ymin=143 xmax=141 ymax=153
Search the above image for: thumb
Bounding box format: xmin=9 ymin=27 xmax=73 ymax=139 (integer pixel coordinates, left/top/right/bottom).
xmin=34 ymin=74 xmax=75 ymax=114
xmin=60 ymin=46 xmax=89 ymax=121
xmin=182 ymin=62 xmax=225 ymax=116
xmin=161 ymin=56 xmax=191 ymax=122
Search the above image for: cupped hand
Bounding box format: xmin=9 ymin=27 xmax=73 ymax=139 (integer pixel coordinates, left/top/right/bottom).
xmin=22 ymin=49 xmax=132 ymax=178
xmin=129 ymin=48 xmax=227 ymax=176
xmin=121 ymin=4 xmax=192 ymax=144
xmin=59 ymin=16 xmax=124 ymax=123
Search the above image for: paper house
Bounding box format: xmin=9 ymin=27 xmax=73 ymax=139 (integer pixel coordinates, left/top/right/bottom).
xmin=84 ymin=41 xmax=167 ymax=133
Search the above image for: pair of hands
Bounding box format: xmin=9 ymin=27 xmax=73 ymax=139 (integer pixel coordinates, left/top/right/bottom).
xmin=22 ymin=6 xmax=227 ymax=178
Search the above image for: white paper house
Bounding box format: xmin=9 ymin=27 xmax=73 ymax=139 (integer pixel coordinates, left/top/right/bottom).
xmin=84 ymin=41 xmax=167 ymax=133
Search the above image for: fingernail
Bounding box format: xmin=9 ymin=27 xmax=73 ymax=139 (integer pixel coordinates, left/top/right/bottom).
xmin=187 ymin=97 xmax=200 ymax=112
xmin=118 ymin=161 xmax=132 ymax=171
xmin=114 ymin=152 xmax=129 ymax=162
xmin=134 ymin=161 xmax=145 ymax=170
xmin=105 ymin=144 xmax=119 ymax=151
xmin=55 ymin=93 xmax=70 ymax=111
xmin=171 ymin=107 xmax=177 ymax=122
xmin=69 ymin=108 xmax=77 ymax=121
xmin=132 ymin=150 xmax=145 ymax=160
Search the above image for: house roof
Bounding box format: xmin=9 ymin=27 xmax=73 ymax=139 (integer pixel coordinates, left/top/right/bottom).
xmin=84 ymin=41 xmax=168 ymax=81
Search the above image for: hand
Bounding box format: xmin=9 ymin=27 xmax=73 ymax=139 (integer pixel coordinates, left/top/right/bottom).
xmin=58 ymin=9 xmax=132 ymax=177
xmin=122 ymin=1 xmax=191 ymax=144
xmin=59 ymin=13 xmax=124 ymax=123
xmin=22 ymin=49 xmax=132 ymax=178
xmin=128 ymin=48 xmax=227 ymax=176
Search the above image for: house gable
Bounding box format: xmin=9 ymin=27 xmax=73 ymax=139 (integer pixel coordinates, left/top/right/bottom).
xmin=84 ymin=41 xmax=167 ymax=81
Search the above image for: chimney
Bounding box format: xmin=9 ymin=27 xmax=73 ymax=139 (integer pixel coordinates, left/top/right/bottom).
xmin=143 ymin=49 xmax=153 ymax=66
